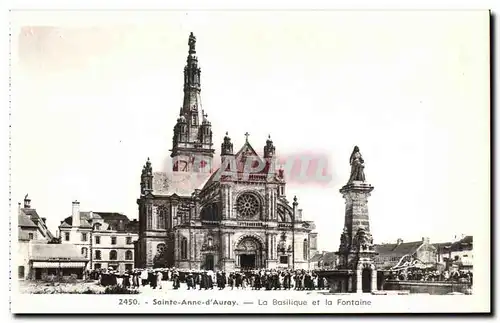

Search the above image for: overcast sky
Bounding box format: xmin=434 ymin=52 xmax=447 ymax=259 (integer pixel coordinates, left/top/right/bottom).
xmin=10 ymin=10 xmax=489 ymax=251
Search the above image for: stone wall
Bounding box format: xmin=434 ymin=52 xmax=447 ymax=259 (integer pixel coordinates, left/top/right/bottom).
xmin=383 ymin=280 xmax=472 ymax=295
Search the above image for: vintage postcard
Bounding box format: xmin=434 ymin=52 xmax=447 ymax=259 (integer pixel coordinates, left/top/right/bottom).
xmin=9 ymin=9 xmax=491 ymax=314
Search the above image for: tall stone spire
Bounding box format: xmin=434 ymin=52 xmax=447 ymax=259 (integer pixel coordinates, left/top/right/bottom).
xmin=182 ymin=32 xmax=202 ymax=122
xmin=171 ymin=33 xmax=214 ymax=172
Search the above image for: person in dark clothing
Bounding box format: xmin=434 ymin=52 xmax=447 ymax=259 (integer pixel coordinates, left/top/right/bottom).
xmin=228 ymin=273 xmax=234 ymax=290
xmin=216 ymin=272 xmax=223 ymax=290
xmin=254 ymin=273 xmax=261 ymax=290
xmin=284 ymin=271 xmax=292 ymax=290
xmin=221 ymin=272 xmax=227 ymax=289
xmin=172 ymin=271 xmax=180 ymax=290
xmin=150 ymin=271 xmax=158 ymax=289
xmin=122 ymin=273 xmax=130 ymax=288
xmin=235 ymin=273 xmax=242 ymax=289
xmin=186 ymin=273 xmax=195 ymax=290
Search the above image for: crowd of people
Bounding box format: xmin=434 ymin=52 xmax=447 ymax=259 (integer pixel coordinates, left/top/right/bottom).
xmin=87 ymin=267 xmax=330 ymax=291
xmin=387 ymin=268 xmax=473 ymax=284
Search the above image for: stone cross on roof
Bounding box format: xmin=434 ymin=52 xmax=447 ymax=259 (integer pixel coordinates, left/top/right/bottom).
xmin=244 ymin=132 xmax=250 ymax=142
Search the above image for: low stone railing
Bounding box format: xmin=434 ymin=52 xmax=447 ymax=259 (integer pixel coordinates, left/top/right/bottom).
xmin=201 ymin=220 xmax=220 ymax=225
xmin=238 ymin=221 xmax=263 ymax=227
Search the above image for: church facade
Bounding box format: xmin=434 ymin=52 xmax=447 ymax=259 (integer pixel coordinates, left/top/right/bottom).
xmin=135 ymin=33 xmax=317 ymax=271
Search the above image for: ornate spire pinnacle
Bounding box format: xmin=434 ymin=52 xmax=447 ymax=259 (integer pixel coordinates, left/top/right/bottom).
xmin=221 ymin=131 xmax=234 ymax=156
xmin=188 ymin=32 xmax=196 ymax=55
xmin=264 ymin=134 xmax=275 ymax=158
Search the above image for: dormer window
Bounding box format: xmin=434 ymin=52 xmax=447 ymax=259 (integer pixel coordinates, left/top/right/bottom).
xmin=94 ymin=223 xmax=101 ymax=231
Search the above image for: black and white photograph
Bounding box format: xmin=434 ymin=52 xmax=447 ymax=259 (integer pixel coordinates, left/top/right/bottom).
xmin=8 ymin=8 xmax=490 ymax=314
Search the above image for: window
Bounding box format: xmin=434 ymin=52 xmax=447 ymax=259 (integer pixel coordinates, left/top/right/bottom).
xmin=126 ymin=237 xmax=133 ymax=245
xmin=125 ymin=250 xmax=133 ymax=260
xmin=81 ymin=247 xmax=88 ymax=258
xmin=18 ymin=266 xmax=25 ymax=279
xmin=81 ymin=233 xmax=87 ymax=241
xmin=208 ymin=237 xmax=213 ymax=247
xmin=64 ymin=232 xmax=70 ymax=241
xmin=95 ymin=236 xmax=100 ymax=244
xmin=147 ymin=206 xmax=152 ymax=229
xmin=280 ymin=256 xmax=288 ymax=264
xmin=28 ymin=233 xmax=34 ymax=240
xmin=125 ymin=264 xmax=133 ymax=271
xmin=94 ymin=223 xmax=101 ymax=230
xmin=110 ymin=250 xmax=117 ymax=260
xmin=94 ymin=264 xmax=101 ymax=270
xmin=111 ymin=237 xmax=117 ymax=245
xmin=181 ymin=237 xmax=188 ymax=260
xmin=95 ymin=250 xmax=101 ymax=260
xmin=158 ymin=208 xmax=165 ymax=229
xmin=303 ymin=239 xmax=308 ymax=260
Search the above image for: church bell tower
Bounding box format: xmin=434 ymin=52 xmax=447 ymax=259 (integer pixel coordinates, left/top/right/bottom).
xmin=171 ymin=33 xmax=214 ymax=172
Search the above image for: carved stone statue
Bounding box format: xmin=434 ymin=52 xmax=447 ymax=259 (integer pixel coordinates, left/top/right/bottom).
xmin=339 ymin=227 xmax=349 ymax=250
xmin=188 ymin=32 xmax=196 ymax=54
xmin=352 ymin=227 xmax=374 ymax=252
xmin=348 ymin=146 xmax=366 ymax=183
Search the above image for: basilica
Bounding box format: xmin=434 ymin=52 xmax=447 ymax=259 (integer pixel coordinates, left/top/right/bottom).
xmin=135 ymin=33 xmax=317 ymax=271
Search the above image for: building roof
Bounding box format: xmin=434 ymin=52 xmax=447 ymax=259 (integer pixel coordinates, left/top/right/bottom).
xmin=19 ymin=208 xmax=55 ymax=240
xmin=310 ymin=253 xmax=324 ymax=262
xmin=433 ymin=236 xmax=473 ymax=252
xmin=374 ymin=241 xmax=423 ymax=257
xmin=29 ymin=243 xmax=88 ymax=262
xmin=202 ymin=140 xmax=277 ymax=190
xmin=18 ymin=212 xmax=37 ymax=228
xmin=59 ymin=212 xmax=138 ymax=233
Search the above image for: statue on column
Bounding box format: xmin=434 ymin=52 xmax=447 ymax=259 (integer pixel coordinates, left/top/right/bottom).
xmin=348 ymin=146 xmax=366 ymax=183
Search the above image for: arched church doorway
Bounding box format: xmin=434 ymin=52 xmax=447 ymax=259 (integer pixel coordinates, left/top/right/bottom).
xmin=235 ymin=236 xmax=263 ymax=270
xmin=204 ymin=254 xmax=215 ymax=271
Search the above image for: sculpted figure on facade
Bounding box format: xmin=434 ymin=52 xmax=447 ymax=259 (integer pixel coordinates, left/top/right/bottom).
xmin=339 ymin=227 xmax=349 ymax=251
xmin=352 ymin=227 xmax=374 ymax=252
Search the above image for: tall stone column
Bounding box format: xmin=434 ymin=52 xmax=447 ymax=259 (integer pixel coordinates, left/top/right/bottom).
xmin=334 ymin=146 xmax=378 ymax=293
xmin=356 ymin=268 xmax=363 ymax=293
xmin=170 ymin=199 xmax=179 ymax=227
xmin=228 ymin=185 xmax=233 ymax=219
xmin=371 ymin=266 xmax=378 ymax=292
xmin=221 ymin=185 xmax=228 ymax=219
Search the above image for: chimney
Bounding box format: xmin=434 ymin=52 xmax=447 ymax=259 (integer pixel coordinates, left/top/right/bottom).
xmin=422 ymin=237 xmax=430 ymax=244
xmin=24 ymin=194 xmax=31 ymax=208
xmin=72 ymin=201 xmax=80 ymax=228
xmin=41 ymin=217 xmax=46 ymax=224
xmin=18 ymin=202 xmax=21 ymax=216
xmin=396 ymin=238 xmax=403 ymax=245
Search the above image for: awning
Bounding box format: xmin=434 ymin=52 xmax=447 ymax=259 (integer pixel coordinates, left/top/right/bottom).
xmin=32 ymin=262 xmax=87 ymax=268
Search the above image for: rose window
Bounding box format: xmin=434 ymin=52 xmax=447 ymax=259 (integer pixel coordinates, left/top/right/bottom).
xmin=236 ymin=194 xmax=259 ymax=218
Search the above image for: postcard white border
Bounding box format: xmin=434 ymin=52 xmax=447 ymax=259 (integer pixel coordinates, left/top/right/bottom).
xmin=5 ymin=1 xmax=495 ymax=316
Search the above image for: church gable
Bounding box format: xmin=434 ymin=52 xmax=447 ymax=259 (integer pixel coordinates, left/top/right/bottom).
xmin=233 ymin=140 xmax=268 ymax=174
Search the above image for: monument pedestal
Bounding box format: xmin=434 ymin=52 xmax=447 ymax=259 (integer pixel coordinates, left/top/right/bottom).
xmin=316 ymin=147 xmax=380 ymax=294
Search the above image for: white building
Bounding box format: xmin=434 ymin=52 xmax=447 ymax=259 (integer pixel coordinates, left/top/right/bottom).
xmin=58 ymin=201 xmax=139 ymax=272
